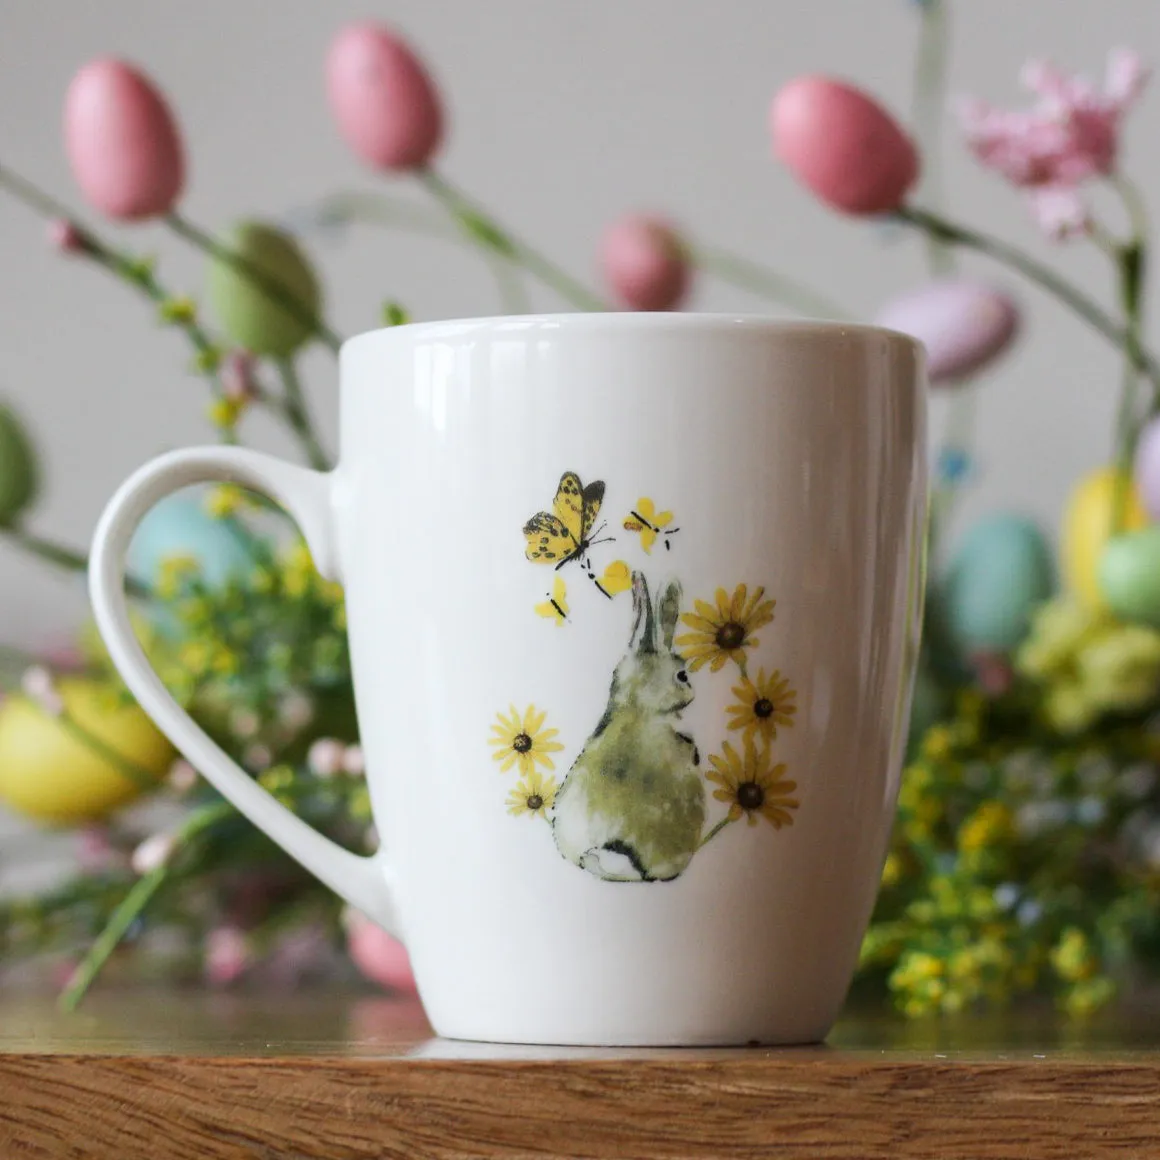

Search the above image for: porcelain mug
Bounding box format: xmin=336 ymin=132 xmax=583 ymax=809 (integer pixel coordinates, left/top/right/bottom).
xmin=90 ymin=314 xmax=927 ymax=1046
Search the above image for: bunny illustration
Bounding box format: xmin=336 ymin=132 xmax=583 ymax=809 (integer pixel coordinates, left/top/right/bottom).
xmin=552 ymin=572 xmax=705 ymax=881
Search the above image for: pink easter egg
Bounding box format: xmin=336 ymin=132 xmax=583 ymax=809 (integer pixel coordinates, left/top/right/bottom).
xmin=875 ymin=279 xmax=1020 ymax=385
xmin=326 ymin=23 xmax=444 ymax=172
xmin=771 ymin=76 xmax=918 ymax=215
xmin=1134 ymin=417 xmax=1160 ymax=520
xmin=64 ymin=59 xmax=184 ymax=221
xmin=600 ymin=215 xmax=690 ymax=311
xmin=346 ymin=909 xmax=418 ymax=993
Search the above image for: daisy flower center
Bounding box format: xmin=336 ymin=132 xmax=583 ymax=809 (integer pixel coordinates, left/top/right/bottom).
xmin=753 ymin=697 xmax=774 ymax=719
xmin=512 ymin=732 xmax=533 ymax=754
xmin=737 ymin=781 xmax=765 ymax=811
xmin=526 ymin=794 xmax=544 ymax=811
xmin=715 ymin=621 xmax=746 ymax=650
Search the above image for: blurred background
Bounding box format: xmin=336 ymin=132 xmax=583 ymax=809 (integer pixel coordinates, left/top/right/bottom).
xmin=1 ymin=0 xmax=1158 ymax=932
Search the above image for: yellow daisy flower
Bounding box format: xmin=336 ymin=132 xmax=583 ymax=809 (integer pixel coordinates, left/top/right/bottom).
xmin=706 ymin=736 xmax=798 ymax=828
xmin=624 ymin=497 xmax=676 ymax=554
xmin=676 ymin=584 xmax=775 ymax=672
xmin=488 ymin=704 xmax=564 ymax=775
xmin=506 ymin=770 xmax=559 ymax=818
xmin=727 ymin=667 xmax=797 ymax=742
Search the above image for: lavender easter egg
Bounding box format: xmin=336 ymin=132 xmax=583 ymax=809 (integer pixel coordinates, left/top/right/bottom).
xmin=207 ymin=222 xmax=321 ymax=357
xmin=601 ymin=216 xmax=690 ymax=311
xmin=770 ymin=76 xmax=918 ymax=214
xmin=0 ymin=402 xmax=39 ymax=526
xmin=943 ymin=514 xmax=1055 ymax=652
xmin=327 ymin=23 xmax=444 ymax=171
xmin=875 ymin=280 xmax=1020 ymax=385
xmin=64 ymin=59 xmax=184 ymax=220
xmin=1098 ymin=529 xmax=1160 ymax=628
xmin=1133 ymin=416 xmax=1160 ymax=520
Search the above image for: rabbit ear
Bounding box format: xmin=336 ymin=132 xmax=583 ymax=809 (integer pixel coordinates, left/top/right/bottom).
xmin=629 ymin=571 xmax=657 ymax=654
xmin=658 ymin=579 xmax=683 ymax=651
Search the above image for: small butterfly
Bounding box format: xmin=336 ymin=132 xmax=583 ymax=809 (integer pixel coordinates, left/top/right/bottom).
xmin=624 ymin=497 xmax=679 ymax=553
xmin=524 ymin=472 xmax=613 ymax=588
xmin=535 ymin=576 xmax=570 ymax=625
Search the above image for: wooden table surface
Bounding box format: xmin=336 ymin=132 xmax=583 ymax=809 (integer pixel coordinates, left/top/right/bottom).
xmin=3 ymin=989 xmax=1160 ymax=1159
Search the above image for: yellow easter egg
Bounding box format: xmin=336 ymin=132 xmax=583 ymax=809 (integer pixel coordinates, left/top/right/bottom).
xmin=1062 ymin=467 xmax=1149 ymax=610
xmin=0 ymin=678 xmax=173 ymax=824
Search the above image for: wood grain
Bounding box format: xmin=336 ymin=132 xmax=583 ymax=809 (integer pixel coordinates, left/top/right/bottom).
xmin=2 ymin=991 xmax=1160 ymax=1159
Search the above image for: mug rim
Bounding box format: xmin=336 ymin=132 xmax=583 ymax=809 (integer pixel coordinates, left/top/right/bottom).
xmin=341 ymin=312 xmax=923 ymax=358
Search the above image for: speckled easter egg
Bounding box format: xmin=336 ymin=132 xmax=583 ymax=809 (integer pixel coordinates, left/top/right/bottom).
xmin=327 ymin=23 xmax=444 ymax=171
xmin=0 ymin=678 xmax=172 ymax=824
xmin=63 ymin=59 xmax=184 ymax=220
xmin=0 ymin=403 xmax=39 ymax=526
xmin=127 ymin=492 xmax=252 ymax=591
xmin=1098 ymin=529 xmax=1160 ymax=628
xmin=1133 ymin=416 xmax=1160 ymax=520
xmin=770 ymin=76 xmax=918 ymax=214
xmin=875 ymin=280 xmax=1020 ymax=385
xmin=1063 ymin=467 xmax=1149 ymax=610
xmin=206 ymin=222 xmax=321 ymax=357
xmin=600 ymin=215 xmax=690 ymax=311
xmin=943 ymin=514 xmax=1055 ymax=652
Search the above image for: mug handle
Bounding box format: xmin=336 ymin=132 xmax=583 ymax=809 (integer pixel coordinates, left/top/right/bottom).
xmin=89 ymin=446 xmax=400 ymax=935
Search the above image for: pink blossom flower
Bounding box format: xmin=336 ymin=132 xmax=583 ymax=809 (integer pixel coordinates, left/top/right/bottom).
xmin=77 ymin=826 xmax=127 ymax=873
xmin=167 ymin=758 xmax=198 ymax=793
xmin=21 ymin=666 xmax=63 ymax=717
xmin=221 ymin=352 xmax=258 ymax=403
xmin=131 ymin=831 xmax=175 ymax=875
xmin=342 ymin=744 xmax=365 ymax=777
xmin=47 ymin=219 xmax=88 ymax=255
xmin=204 ymin=925 xmax=251 ymax=987
xmin=307 ymin=737 xmax=346 ymax=778
xmin=959 ymin=49 xmax=1149 ymax=239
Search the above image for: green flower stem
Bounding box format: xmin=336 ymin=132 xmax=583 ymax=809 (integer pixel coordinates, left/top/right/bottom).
xmin=166 ymin=212 xmax=344 ymax=355
xmin=1112 ymin=240 xmax=1147 ymax=531
xmin=2 ymin=527 xmax=88 ymax=573
xmin=276 ymin=360 xmax=331 ymax=472
xmin=419 ymin=169 xmax=608 ymax=312
xmin=689 ymin=246 xmax=850 ymax=320
xmin=698 ymin=815 xmax=734 ymax=849
xmin=1 ymin=526 xmax=153 ymax=600
xmin=313 ymin=191 xmax=532 ymax=314
xmin=896 ymin=205 xmax=1160 ymax=397
xmin=0 ymin=163 xmax=332 ymax=465
xmin=910 ymin=0 xmax=954 ymax=278
xmin=0 ymin=160 xmax=239 ymax=446
xmin=910 ymin=0 xmax=968 ymax=559
xmin=59 ymin=800 xmax=233 ymax=1011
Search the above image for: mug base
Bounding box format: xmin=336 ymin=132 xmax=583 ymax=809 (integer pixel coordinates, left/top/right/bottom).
xmin=424 ymin=1018 xmax=834 ymax=1051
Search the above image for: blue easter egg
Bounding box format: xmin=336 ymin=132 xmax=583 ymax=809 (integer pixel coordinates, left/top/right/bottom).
xmin=128 ymin=490 xmax=252 ymax=590
xmin=943 ymin=513 xmax=1055 ymax=652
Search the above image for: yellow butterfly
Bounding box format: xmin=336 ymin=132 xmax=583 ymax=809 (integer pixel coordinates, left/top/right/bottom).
xmin=535 ymin=576 xmax=570 ymax=625
xmin=624 ymin=497 xmax=679 ymax=553
xmin=524 ymin=471 xmax=609 ymax=573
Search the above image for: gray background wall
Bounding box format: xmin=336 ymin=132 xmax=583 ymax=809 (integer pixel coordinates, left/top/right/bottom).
xmin=2 ymin=0 xmax=1158 ymax=857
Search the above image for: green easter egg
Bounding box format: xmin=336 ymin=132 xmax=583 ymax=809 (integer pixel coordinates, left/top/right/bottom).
xmin=207 ymin=221 xmax=321 ymax=357
xmin=1098 ymin=528 xmax=1160 ymax=628
xmin=0 ymin=402 xmax=39 ymax=526
xmin=944 ymin=513 xmax=1055 ymax=652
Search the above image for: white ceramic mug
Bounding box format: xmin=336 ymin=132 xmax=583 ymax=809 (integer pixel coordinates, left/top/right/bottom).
xmin=90 ymin=314 xmax=926 ymax=1046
